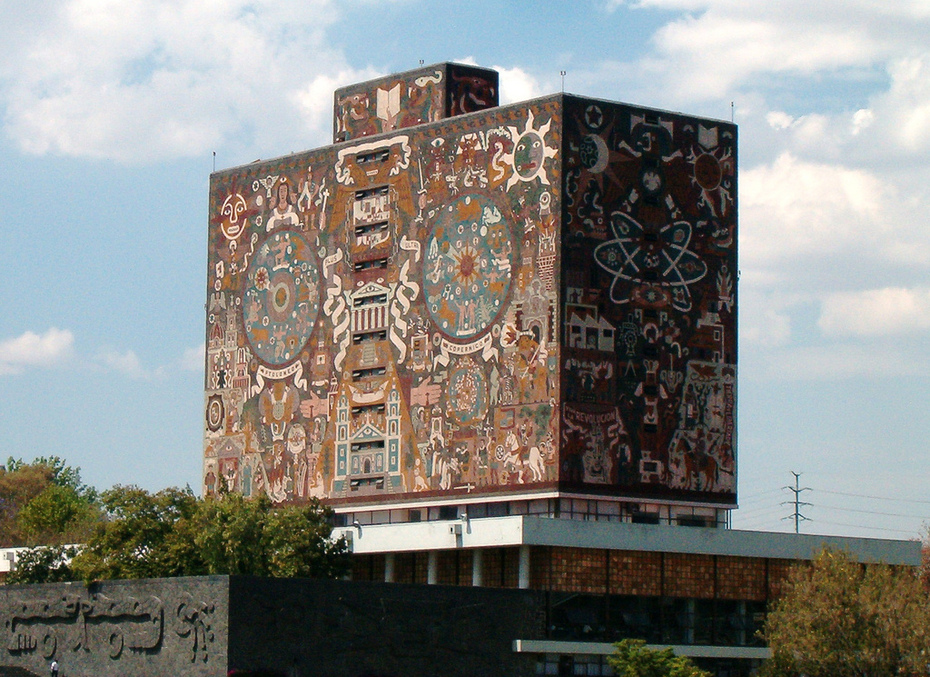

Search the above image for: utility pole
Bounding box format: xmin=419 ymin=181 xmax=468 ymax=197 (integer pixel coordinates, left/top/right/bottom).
xmin=782 ymin=471 xmax=812 ymax=533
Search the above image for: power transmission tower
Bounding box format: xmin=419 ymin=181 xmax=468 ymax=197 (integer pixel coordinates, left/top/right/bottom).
xmin=782 ymin=471 xmax=812 ymax=533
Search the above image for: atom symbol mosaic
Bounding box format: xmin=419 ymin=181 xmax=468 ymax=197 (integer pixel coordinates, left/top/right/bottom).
xmin=424 ymin=194 xmax=514 ymax=341
xmin=242 ymin=231 xmax=320 ymax=366
xmin=594 ymin=212 xmax=707 ymax=312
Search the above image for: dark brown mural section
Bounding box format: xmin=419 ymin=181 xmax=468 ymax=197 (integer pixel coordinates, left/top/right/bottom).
xmin=560 ymin=95 xmax=738 ymax=501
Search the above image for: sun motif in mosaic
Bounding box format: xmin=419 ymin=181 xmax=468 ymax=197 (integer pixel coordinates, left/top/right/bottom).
xmin=242 ymin=231 xmax=320 ymax=365
xmin=594 ymin=212 xmax=707 ymax=312
xmin=424 ymin=194 xmax=514 ymax=340
xmin=504 ymin=110 xmax=558 ymax=190
xmin=687 ymin=124 xmax=735 ymax=218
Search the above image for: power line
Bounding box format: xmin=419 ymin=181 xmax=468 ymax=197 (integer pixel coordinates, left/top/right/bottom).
xmin=813 ymin=519 xmax=921 ymax=537
xmin=817 ymin=489 xmax=930 ymax=506
xmin=812 ymin=503 xmax=930 ymax=521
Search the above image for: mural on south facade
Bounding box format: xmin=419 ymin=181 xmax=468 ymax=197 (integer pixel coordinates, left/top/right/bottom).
xmin=561 ymin=97 xmax=737 ymax=498
xmin=206 ymin=100 xmax=561 ymax=503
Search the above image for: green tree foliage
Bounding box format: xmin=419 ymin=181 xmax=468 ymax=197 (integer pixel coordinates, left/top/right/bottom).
xmin=607 ymin=639 xmax=711 ymax=677
xmin=17 ymin=484 xmax=100 ymax=545
xmin=68 ymin=485 xmax=350 ymax=582
xmin=5 ymin=545 xmax=79 ymax=585
xmin=761 ymin=548 xmax=930 ymax=677
xmin=71 ymin=485 xmax=202 ymax=581
xmin=192 ymin=492 xmax=349 ymax=578
xmin=7 ymin=456 xmax=97 ymax=500
xmin=0 ymin=457 xmax=99 ymax=547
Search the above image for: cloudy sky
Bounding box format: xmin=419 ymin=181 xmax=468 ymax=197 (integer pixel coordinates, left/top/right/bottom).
xmin=1 ymin=0 xmax=928 ymax=540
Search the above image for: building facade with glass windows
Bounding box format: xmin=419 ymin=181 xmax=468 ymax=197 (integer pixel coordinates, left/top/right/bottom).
xmin=204 ymin=64 xmax=919 ymax=677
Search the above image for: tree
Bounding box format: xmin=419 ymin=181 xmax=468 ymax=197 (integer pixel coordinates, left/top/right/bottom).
xmin=607 ymin=639 xmax=711 ymax=677
xmin=5 ymin=545 xmax=79 ymax=585
xmin=71 ymin=485 xmax=203 ymax=581
xmin=191 ymin=492 xmax=350 ymax=578
xmin=0 ymin=457 xmax=100 ymax=547
xmin=68 ymin=485 xmax=350 ymax=582
xmin=0 ymin=461 xmax=55 ymax=546
xmin=7 ymin=456 xmax=97 ymax=501
xmin=761 ymin=548 xmax=930 ymax=677
xmin=17 ymin=484 xmax=100 ymax=546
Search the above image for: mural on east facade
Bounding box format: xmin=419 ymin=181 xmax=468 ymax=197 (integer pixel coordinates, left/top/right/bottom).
xmin=561 ymin=97 xmax=737 ymax=499
xmin=206 ymin=100 xmax=561 ymax=503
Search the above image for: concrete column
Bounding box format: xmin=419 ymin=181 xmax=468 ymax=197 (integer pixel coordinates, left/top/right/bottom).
xmin=384 ymin=553 xmax=395 ymax=583
xmin=518 ymin=545 xmax=531 ymax=589
xmin=427 ymin=551 xmax=438 ymax=585
xmin=472 ymin=549 xmax=483 ymax=587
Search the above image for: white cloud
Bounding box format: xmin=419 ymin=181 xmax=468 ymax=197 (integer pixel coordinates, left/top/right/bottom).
xmin=180 ymin=344 xmax=206 ymax=372
xmin=599 ymin=1 xmax=930 ymax=111
xmin=291 ymin=67 xmax=379 ymax=142
xmin=819 ymin=287 xmax=930 ymax=337
xmin=647 ymin=10 xmax=879 ymax=100
xmin=740 ymin=306 xmax=792 ymax=349
xmin=97 ymin=349 xmax=150 ymax=380
xmin=859 ymin=54 xmax=930 ymax=157
xmin=0 ymin=328 xmax=74 ymax=375
xmin=0 ymin=0 xmax=356 ymax=162
xmin=496 ymin=66 xmax=544 ymax=105
xmin=740 ymin=153 xmax=893 ymax=269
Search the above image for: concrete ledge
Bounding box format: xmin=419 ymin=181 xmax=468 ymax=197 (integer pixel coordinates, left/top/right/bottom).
xmin=334 ymin=515 xmax=921 ymax=565
xmin=512 ymin=639 xmax=771 ymax=660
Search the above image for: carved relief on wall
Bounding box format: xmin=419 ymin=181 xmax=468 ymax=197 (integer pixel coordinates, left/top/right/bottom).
xmin=5 ymin=594 xmax=164 ymax=660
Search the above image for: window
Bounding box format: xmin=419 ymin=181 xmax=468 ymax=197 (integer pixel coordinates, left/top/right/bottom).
xmin=351 ymin=440 xmax=385 ymax=453
xmin=354 ymin=257 xmax=389 ymax=271
xmin=354 ymin=222 xmax=389 ymax=238
xmin=356 ymin=149 xmax=389 ymax=165
xmin=353 ymin=330 xmax=387 ymax=344
xmin=352 ymin=366 xmax=386 ymax=380
xmin=352 ymin=403 xmax=385 ymax=417
xmin=353 ymin=293 xmax=388 ymax=307
xmin=631 ymin=512 xmax=660 ymax=525
xmin=438 ymin=505 xmax=458 ymax=521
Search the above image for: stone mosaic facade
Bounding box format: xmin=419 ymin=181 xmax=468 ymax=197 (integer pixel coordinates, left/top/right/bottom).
xmin=204 ymin=64 xmax=737 ymax=508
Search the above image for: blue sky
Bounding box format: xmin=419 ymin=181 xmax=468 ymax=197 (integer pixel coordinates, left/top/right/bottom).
xmin=1 ymin=0 xmax=929 ymax=540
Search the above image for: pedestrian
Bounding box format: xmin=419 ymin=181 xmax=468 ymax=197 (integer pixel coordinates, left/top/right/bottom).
xmin=50 ymin=659 xmax=59 ymax=677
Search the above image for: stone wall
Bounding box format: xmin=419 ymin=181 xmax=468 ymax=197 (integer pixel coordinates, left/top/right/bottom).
xmin=0 ymin=577 xmax=229 ymax=677
xmin=0 ymin=576 xmax=546 ymax=677
xmin=226 ymin=577 xmax=544 ymax=677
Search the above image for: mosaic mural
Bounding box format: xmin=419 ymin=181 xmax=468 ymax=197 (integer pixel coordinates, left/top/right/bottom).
xmin=561 ymin=96 xmax=737 ymax=499
xmin=207 ymin=94 xmax=562 ymax=504
xmin=333 ymin=63 xmax=498 ymax=143
xmin=206 ymin=71 xmax=737 ymax=506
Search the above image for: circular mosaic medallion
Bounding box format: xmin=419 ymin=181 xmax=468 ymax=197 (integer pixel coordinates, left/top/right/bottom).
xmin=206 ymin=394 xmax=225 ymax=432
xmin=447 ymin=357 xmax=489 ymax=427
xmin=242 ymin=231 xmax=320 ymax=365
xmin=423 ymin=194 xmax=514 ymax=341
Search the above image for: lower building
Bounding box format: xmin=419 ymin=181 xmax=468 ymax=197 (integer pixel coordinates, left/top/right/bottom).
xmin=332 ymin=505 xmax=920 ymax=676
